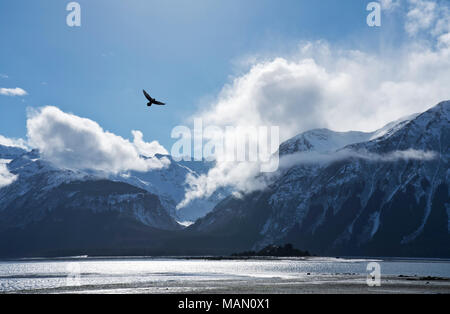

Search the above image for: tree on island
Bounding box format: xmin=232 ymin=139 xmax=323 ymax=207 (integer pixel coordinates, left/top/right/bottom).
xmin=231 ymin=244 xmax=311 ymax=257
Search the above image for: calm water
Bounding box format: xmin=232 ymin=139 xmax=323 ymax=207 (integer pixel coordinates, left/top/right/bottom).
xmin=0 ymin=257 xmax=449 ymax=293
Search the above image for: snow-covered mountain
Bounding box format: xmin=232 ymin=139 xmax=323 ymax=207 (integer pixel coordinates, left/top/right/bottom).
xmin=0 ymin=145 xmax=27 ymax=160
xmin=1 ymin=101 xmax=448 ymax=258
xmin=279 ymin=129 xmax=373 ymax=155
xmin=0 ymin=149 xmax=180 ymax=227
xmin=188 ymin=101 xmax=450 ymax=257
xmin=112 ymin=155 xmax=223 ymax=222
xmin=0 ymin=145 xmax=222 ymax=220
xmin=0 ymin=137 xmax=227 ymax=256
xmin=278 ymin=112 xmax=419 ymax=156
xmin=0 ymin=148 xmax=184 ymax=257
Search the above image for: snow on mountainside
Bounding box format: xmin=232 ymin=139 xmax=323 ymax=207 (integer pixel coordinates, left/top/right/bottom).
xmin=279 ymin=129 xmax=372 ymax=155
xmin=279 ymin=112 xmax=419 ymax=156
xmin=0 ymin=145 xmax=183 ymax=257
xmin=0 ymin=148 xmax=180 ymax=232
xmin=0 ymin=145 xmax=27 ymax=159
xmin=0 ymin=101 xmax=447 ymax=257
xmin=113 ymin=155 xmax=225 ymax=222
xmin=369 ymin=113 xmax=420 ymax=141
xmin=0 ymin=143 xmax=223 ymax=226
xmin=0 ymin=140 xmax=224 ymax=257
xmin=189 ymin=101 xmax=450 ymax=257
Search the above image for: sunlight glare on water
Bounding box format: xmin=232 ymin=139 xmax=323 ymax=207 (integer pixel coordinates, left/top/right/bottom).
xmin=0 ymin=257 xmax=449 ymax=293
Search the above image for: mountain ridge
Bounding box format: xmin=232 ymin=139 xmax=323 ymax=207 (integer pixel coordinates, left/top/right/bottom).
xmin=0 ymin=101 xmax=448 ymax=257
xmin=186 ymin=101 xmax=449 ymax=257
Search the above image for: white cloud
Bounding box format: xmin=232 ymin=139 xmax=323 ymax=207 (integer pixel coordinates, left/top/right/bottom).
xmin=406 ymin=0 xmax=437 ymax=35
xmin=278 ymin=149 xmax=438 ymax=169
xmin=178 ymin=0 xmax=450 ymax=207
xmin=178 ymin=161 xmax=271 ymax=209
xmin=381 ymin=0 xmax=402 ymax=10
xmin=197 ymin=40 xmax=449 ymax=141
xmin=0 ymin=135 xmax=28 ymax=150
xmin=132 ymin=130 xmax=169 ymax=157
xmin=0 ymin=74 xmax=8 ymax=79
xmin=0 ymin=162 xmax=17 ymax=188
xmin=383 ymin=149 xmax=438 ymax=161
xmin=26 ymin=106 xmax=169 ymax=174
xmin=0 ymin=87 xmax=27 ymax=97
xmin=404 ymin=0 xmax=450 ymax=38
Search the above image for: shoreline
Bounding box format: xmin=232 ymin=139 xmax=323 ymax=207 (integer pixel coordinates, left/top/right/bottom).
xmin=2 ymin=255 xmax=450 ymax=263
xmin=4 ymin=274 xmax=450 ymax=294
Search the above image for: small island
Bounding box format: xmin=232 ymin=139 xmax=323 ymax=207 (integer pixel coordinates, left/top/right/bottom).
xmin=231 ymin=244 xmax=311 ymax=257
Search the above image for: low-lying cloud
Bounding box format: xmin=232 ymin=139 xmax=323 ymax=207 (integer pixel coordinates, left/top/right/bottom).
xmin=178 ymin=148 xmax=438 ymax=208
xmin=279 ymin=149 xmax=438 ymax=170
xmin=0 ymin=162 xmax=17 ymax=188
xmin=27 ymin=106 xmax=169 ymax=174
xmin=178 ymin=161 xmax=270 ymax=209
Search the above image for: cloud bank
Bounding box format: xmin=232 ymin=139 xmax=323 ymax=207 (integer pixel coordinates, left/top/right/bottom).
xmin=0 ymin=87 xmax=27 ymax=96
xmin=279 ymin=149 xmax=438 ymax=170
xmin=27 ymin=106 xmax=169 ymax=174
xmin=178 ymin=0 xmax=450 ymax=207
xmin=178 ymin=147 xmax=439 ymax=209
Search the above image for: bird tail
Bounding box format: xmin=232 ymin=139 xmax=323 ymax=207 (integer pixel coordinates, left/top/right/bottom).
xmin=147 ymin=102 xmax=152 ymax=107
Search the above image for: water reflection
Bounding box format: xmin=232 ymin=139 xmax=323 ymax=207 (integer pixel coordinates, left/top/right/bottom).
xmin=0 ymin=257 xmax=449 ymax=293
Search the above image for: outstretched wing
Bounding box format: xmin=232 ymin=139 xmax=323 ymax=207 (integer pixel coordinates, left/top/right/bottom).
xmin=153 ymin=100 xmax=166 ymax=105
xmin=143 ymin=90 xmax=153 ymax=102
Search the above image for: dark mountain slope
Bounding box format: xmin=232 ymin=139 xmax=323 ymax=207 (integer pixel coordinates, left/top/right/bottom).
xmin=183 ymin=101 xmax=450 ymax=257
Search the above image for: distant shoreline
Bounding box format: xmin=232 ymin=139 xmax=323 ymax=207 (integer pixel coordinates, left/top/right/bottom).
xmin=2 ymin=255 xmax=450 ymax=263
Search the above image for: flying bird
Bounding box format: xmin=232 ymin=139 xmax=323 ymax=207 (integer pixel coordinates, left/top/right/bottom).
xmin=143 ymin=90 xmax=166 ymax=107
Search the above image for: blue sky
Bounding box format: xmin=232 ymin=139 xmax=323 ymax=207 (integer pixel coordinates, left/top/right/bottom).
xmin=0 ymin=0 xmax=408 ymax=149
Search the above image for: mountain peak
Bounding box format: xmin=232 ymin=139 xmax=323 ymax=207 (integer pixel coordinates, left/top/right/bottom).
xmin=427 ymin=100 xmax=450 ymax=117
xmin=279 ymin=128 xmax=373 ymax=155
xmin=187 ymin=100 xmax=450 ymax=257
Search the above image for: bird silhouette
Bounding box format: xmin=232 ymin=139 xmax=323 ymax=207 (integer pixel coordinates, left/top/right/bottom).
xmin=143 ymin=90 xmax=166 ymax=107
